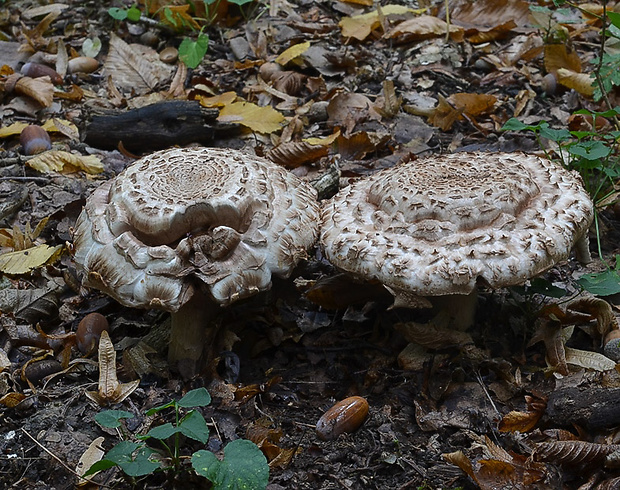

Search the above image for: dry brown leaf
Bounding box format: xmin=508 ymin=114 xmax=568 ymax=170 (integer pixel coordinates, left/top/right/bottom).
xmin=385 ymin=15 xmax=465 ymax=43
xmin=375 ymin=80 xmax=402 ymax=118
xmin=0 ymin=392 xmax=27 ymax=408
xmin=565 ymin=347 xmax=617 ymax=371
xmin=27 ymin=150 xmax=103 ymax=174
xmin=443 ymin=451 xmax=478 ymax=483
xmin=339 ymin=5 xmax=417 ymax=41
xmin=449 ymin=0 xmax=531 ymax=28
xmin=427 ymin=93 xmax=496 ymax=130
xmin=535 ymin=440 xmax=620 ymax=466
xmin=86 ymin=330 xmax=139 ymax=406
xmin=566 ymin=296 xmax=619 ymax=337
xmin=13 ymin=76 xmax=54 ymax=107
xmin=335 ymin=131 xmax=390 ymax=160
xmin=544 ymin=44 xmax=582 ymax=74
xmin=394 ymin=321 xmax=474 ymax=350
xmin=198 ymin=91 xmax=237 ymax=108
xmin=266 ymin=141 xmax=328 ymax=168
xmin=105 ymin=33 xmax=173 ymax=95
xmin=327 ymin=93 xmax=381 ymax=134
xmin=498 ymin=407 xmax=544 ymax=433
xmin=217 ymin=101 xmax=285 ymax=134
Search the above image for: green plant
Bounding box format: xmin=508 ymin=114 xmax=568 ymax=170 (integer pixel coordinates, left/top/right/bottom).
xmin=85 ymin=388 xmax=269 ymax=489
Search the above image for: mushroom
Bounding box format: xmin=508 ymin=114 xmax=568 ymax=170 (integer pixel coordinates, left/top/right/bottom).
xmin=72 ymin=147 xmax=320 ymax=377
xmin=320 ymin=152 xmax=594 ymax=327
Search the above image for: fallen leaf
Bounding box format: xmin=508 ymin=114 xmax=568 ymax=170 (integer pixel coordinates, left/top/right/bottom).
xmin=198 ymin=91 xmax=237 ymax=108
xmin=0 ymin=244 xmax=63 ymax=275
xmin=556 ymin=68 xmax=595 ymax=97
xmin=385 ymin=15 xmax=465 ymax=43
xmin=0 ymin=392 xmax=27 ymax=408
xmin=266 ymin=141 xmax=328 ymax=168
xmin=339 ymin=5 xmax=417 ymax=41
xmin=565 ymin=347 xmax=617 ymax=371
xmin=217 ymin=101 xmax=285 ymax=133
xmin=27 ymin=150 xmax=103 ymax=174
xmin=275 ymin=41 xmax=311 ymax=66
xmin=75 ymin=436 xmax=105 ymax=486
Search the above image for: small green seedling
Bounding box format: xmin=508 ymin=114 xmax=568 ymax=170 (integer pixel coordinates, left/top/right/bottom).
xmin=179 ymin=30 xmax=209 ymax=69
xmin=85 ymin=388 xmax=269 ymax=489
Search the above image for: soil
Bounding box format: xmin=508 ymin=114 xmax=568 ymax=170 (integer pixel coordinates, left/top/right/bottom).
xmin=1 ymin=1 xmax=620 ymax=489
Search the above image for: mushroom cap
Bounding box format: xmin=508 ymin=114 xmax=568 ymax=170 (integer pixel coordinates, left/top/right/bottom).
xmin=320 ymin=152 xmax=594 ymax=297
xmin=73 ymin=147 xmax=320 ymax=311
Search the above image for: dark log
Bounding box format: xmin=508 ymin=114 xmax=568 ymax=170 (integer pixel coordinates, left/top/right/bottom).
xmin=545 ymin=386 xmax=620 ymax=430
xmin=83 ymin=100 xmax=238 ymax=153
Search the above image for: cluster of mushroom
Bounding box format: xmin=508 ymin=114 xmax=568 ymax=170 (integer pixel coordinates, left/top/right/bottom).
xmin=72 ymin=148 xmax=594 ymax=376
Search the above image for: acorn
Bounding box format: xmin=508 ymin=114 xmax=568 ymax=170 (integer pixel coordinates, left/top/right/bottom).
xmin=21 ymin=62 xmax=63 ymax=85
xmin=67 ymin=56 xmax=99 ymax=74
xmin=76 ymin=312 xmax=110 ymax=354
xmin=159 ymin=47 xmax=178 ymax=64
xmin=23 ymin=359 xmax=62 ymax=385
xmin=316 ymin=396 xmax=369 ymax=441
xmin=541 ymin=73 xmax=557 ymax=96
xmin=20 ymin=125 xmax=51 ymax=155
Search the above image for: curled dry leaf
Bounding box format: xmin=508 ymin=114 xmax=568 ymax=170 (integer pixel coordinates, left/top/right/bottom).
xmin=11 ymin=76 xmax=54 ymax=107
xmin=544 ymin=44 xmax=582 ymax=75
xmin=275 ymin=41 xmax=311 ymax=66
xmin=27 ymin=150 xmax=103 ymax=174
xmin=85 ymin=330 xmax=139 ymax=406
xmin=327 ymin=93 xmax=382 ymax=134
xmin=428 ymin=93 xmax=497 ymax=130
xmin=266 ymin=140 xmax=328 ymax=168
xmin=564 ymin=347 xmax=617 ymax=371
xmin=498 ymin=394 xmax=547 ymax=433
xmin=339 ymin=5 xmax=417 ymax=41
xmin=534 ymin=440 xmax=620 ymax=466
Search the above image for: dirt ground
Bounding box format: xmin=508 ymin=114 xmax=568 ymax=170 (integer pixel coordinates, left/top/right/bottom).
xmin=1 ymin=0 xmax=620 ymax=489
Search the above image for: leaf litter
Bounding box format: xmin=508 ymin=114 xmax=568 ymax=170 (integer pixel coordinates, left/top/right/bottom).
xmin=0 ymin=0 xmax=619 ymax=489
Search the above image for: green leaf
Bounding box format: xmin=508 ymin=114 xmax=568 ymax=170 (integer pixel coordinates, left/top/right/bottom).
xmin=178 ymin=388 xmax=212 ymax=408
xmin=146 ymin=400 xmax=175 ymax=416
xmin=608 ymin=11 xmax=620 ymax=31
xmin=577 ymin=269 xmax=620 ymax=296
xmin=95 ymin=410 xmax=135 ymax=428
xmin=178 ymin=33 xmax=209 ymax=69
xmin=94 ymin=441 xmax=160 ymax=477
xmin=146 ymin=422 xmax=181 ymax=441
xmin=83 ymin=459 xmax=118 ymax=477
xmin=567 ymin=140 xmax=611 ymax=160
xmin=228 ymin=0 xmax=254 ymax=5
xmin=108 ymin=7 xmax=128 ymax=20
xmin=179 ymin=410 xmax=210 ymax=444
xmin=501 ymin=118 xmax=532 ymax=132
xmin=127 ymin=6 xmax=142 ymax=22
xmin=192 ymin=439 xmax=269 ymax=490
xmin=539 ymin=126 xmax=571 ymax=143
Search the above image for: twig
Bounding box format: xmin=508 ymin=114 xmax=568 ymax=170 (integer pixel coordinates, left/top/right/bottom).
xmin=21 ymin=428 xmax=101 ymax=487
xmin=0 ymin=176 xmax=51 ymax=183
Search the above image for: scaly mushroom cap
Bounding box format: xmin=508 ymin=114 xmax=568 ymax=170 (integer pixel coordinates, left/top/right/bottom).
xmin=73 ymin=147 xmax=320 ymax=311
xmin=320 ymin=152 xmax=594 ymax=297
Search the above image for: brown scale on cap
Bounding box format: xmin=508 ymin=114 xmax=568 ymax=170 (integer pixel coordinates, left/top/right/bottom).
xmin=321 ymin=152 xmax=594 ymax=325
xmin=73 ymin=147 xmax=320 ymax=377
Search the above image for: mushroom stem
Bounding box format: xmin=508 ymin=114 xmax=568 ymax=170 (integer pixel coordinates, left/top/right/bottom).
xmin=430 ymin=291 xmax=478 ymax=330
xmin=168 ymin=292 xmax=220 ymax=379
xmin=574 ymin=234 xmax=592 ymax=265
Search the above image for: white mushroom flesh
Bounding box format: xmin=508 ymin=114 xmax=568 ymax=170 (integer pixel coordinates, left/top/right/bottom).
xmin=321 ymin=152 xmax=594 ymax=297
xmin=73 ymin=147 xmax=320 ymax=310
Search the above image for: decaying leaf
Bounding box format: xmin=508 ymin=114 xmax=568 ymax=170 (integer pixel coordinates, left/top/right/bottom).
xmin=86 ymin=330 xmax=139 ymax=406
xmin=0 ymin=392 xmax=27 ymax=408
xmin=266 ymin=141 xmax=328 ymax=168
xmin=385 ymin=15 xmax=465 ymax=43
xmin=339 ymin=5 xmax=417 ymax=41
xmin=499 ymin=394 xmax=547 ymax=433
xmin=544 ymin=44 xmax=582 ymax=75
xmin=75 ymin=436 xmax=105 ymax=486
xmin=394 ymin=321 xmax=474 ymax=350
xmin=105 ymin=33 xmax=174 ymax=95
xmin=0 ymin=244 xmax=63 ymax=275
xmin=27 ymin=150 xmax=103 ymax=174
xmin=535 ymin=440 xmax=620 ymax=466
xmin=327 ymin=92 xmax=381 ymax=134
xmin=11 ymin=76 xmax=54 ymax=107
xmin=428 ymin=93 xmax=497 ymax=130
xmin=217 ymin=101 xmax=285 ymax=133
xmin=198 ymin=91 xmax=237 ymax=108
xmin=0 ymin=348 xmax=10 ymax=373
xmin=564 ymin=347 xmax=617 ymax=371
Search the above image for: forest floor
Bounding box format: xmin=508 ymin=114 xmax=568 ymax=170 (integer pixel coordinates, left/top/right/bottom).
xmin=1 ymin=0 xmax=620 ymax=489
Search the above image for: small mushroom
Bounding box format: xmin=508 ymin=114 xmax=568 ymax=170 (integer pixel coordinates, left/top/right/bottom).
xmin=72 ymin=147 xmax=320 ymax=377
xmin=320 ymin=152 xmax=594 ymax=327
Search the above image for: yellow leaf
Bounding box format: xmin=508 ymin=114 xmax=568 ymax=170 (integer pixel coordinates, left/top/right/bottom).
xmin=43 ymin=118 xmax=80 ymax=139
xmin=556 ymin=68 xmax=595 ymax=97
xmin=217 ymin=102 xmax=285 ymax=134
xmin=198 ymin=91 xmax=237 ymax=108
xmin=0 ymin=122 xmax=28 ymax=138
xmin=304 ymin=130 xmax=341 ymax=146
xmin=27 ymin=150 xmax=103 ymax=174
xmin=339 ymin=5 xmax=418 ymax=41
xmin=275 ymin=41 xmax=311 ymax=66
xmin=0 ymin=244 xmax=63 ymax=275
